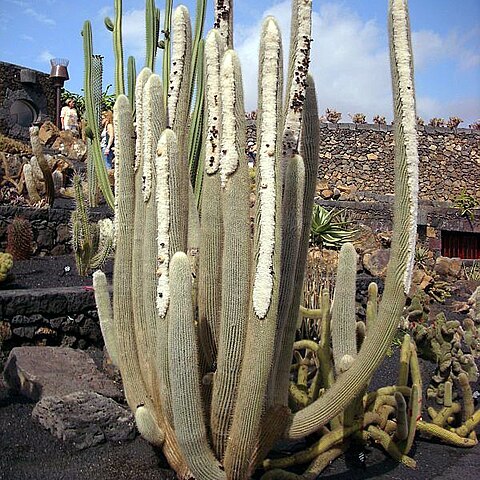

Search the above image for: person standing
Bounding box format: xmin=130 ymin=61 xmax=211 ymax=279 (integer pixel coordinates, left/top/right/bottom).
xmin=60 ymin=98 xmax=78 ymax=132
xmin=100 ymin=110 xmax=115 ymax=169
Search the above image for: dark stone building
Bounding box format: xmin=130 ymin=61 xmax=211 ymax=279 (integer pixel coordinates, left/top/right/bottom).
xmin=0 ymin=61 xmax=56 ymax=140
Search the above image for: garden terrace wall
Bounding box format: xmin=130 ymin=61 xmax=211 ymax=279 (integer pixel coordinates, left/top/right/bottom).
xmin=247 ymin=120 xmax=480 ymax=202
xmin=0 ymin=286 xmax=103 ymax=352
xmin=317 ymin=122 xmax=480 ymax=202
xmin=317 ymin=197 xmax=480 ymax=257
xmin=0 ymin=203 xmax=111 ymax=256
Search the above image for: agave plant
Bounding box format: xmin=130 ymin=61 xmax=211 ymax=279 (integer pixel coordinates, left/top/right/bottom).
xmin=310 ymin=204 xmax=357 ymax=249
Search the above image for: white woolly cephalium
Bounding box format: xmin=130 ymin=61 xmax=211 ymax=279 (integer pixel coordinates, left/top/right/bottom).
xmin=168 ymin=6 xmax=191 ymax=126
xmin=390 ymin=0 xmax=419 ymax=293
xmin=219 ymin=50 xmax=241 ymax=187
xmin=134 ymin=68 xmax=152 ymax=172
xmin=155 ymin=130 xmax=172 ymax=318
xmin=142 ymin=74 xmax=164 ymax=201
xmin=282 ymin=0 xmax=312 ymax=159
xmin=252 ymin=18 xmax=282 ymax=319
xmin=204 ymin=30 xmax=224 ymax=175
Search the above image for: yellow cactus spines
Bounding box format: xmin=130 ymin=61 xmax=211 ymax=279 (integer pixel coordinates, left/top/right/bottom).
xmin=0 ymin=252 xmax=13 ymax=282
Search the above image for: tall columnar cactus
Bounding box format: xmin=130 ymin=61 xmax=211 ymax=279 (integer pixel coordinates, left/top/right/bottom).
xmin=104 ymin=0 xmax=125 ymax=96
xmin=82 ymin=21 xmax=115 ymax=209
xmin=93 ymin=0 xmax=420 ymax=478
xmin=145 ymin=0 xmax=161 ymax=71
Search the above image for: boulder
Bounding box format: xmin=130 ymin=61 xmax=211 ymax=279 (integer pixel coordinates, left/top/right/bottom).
xmin=38 ymin=121 xmax=60 ymax=147
xmin=434 ymin=256 xmax=462 ymax=279
xmin=51 ymin=131 xmax=87 ymax=161
xmin=3 ymin=346 xmax=122 ymax=401
xmin=32 ymin=391 xmax=136 ymax=449
xmin=363 ymin=248 xmax=391 ymax=278
xmin=353 ymin=224 xmax=381 ymax=255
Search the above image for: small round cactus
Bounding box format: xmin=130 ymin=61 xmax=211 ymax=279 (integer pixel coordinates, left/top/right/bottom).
xmin=6 ymin=217 xmax=33 ymax=260
xmin=0 ymin=252 xmax=13 ymax=282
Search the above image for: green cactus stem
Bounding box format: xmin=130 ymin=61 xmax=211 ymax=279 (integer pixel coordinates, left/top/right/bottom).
xmin=127 ymin=55 xmax=136 ymax=114
xmin=82 ymin=20 xmax=115 ymax=209
xmin=145 ymin=0 xmax=160 ymax=71
xmin=29 ymin=126 xmax=54 ymax=206
xmin=285 ymin=0 xmax=419 ymax=440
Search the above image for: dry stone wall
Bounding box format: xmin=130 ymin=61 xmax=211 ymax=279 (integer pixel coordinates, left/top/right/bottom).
xmin=317 ymin=123 xmax=479 ymax=202
xmin=247 ymin=120 xmax=480 ymax=202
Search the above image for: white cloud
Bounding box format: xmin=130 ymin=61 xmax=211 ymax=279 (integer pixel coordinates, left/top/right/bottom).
xmin=24 ymin=8 xmax=56 ymax=26
xmin=236 ymin=1 xmax=392 ymax=120
xmin=417 ymin=96 xmax=480 ymax=126
xmin=413 ymin=28 xmax=480 ymax=70
xmin=20 ymin=34 xmax=34 ymax=41
xmin=121 ymin=9 xmax=146 ymax=59
xmin=38 ymin=49 xmax=55 ymax=64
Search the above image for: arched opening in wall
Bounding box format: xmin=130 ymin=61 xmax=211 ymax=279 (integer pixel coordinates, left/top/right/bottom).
xmin=441 ymin=230 xmax=480 ymax=259
xmin=9 ymin=99 xmax=38 ymax=127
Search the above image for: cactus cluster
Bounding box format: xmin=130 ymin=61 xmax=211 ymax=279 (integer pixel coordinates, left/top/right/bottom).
xmin=411 ymin=312 xmax=478 ymax=405
xmin=70 ymin=174 xmax=114 ymax=276
xmin=92 ymin=0 xmax=430 ymax=478
xmin=0 ymin=252 xmax=13 ymax=283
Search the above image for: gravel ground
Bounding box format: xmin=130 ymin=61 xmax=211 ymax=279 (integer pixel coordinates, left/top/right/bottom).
xmin=1 ymin=257 xmax=479 ymax=479
xmin=1 ymin=350 xmax=479 ymax=480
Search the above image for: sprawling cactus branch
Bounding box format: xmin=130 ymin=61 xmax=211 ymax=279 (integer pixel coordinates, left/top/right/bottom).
xmin=93 ymin=0 xmax=419 ymax=478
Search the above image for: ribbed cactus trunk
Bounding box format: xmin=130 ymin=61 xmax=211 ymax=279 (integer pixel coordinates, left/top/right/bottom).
xmin=93 ymin=1 xmax=419 ymax=478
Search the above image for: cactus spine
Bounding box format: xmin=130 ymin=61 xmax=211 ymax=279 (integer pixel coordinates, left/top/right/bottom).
xmin=94 ymin=1 xmax=422 ymax=478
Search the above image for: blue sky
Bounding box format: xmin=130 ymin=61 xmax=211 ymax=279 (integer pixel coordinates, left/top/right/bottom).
xmin=1 ymin=0 xmax=479 ymax=125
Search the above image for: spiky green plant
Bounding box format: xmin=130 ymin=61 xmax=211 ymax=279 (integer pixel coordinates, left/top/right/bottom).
xmin=71 ymin=174 xmax=114 ymax=276
xmin=92 ymin=1 xmax=425 ymax=478
xmin=310 ymin=204 xmax=357 ymax=248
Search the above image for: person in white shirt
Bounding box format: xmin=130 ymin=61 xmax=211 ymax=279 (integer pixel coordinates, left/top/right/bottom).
xmin=60 ymin=99 xmax=78 ymax=132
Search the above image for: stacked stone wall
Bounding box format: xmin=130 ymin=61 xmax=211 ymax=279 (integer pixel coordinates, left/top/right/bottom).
xmin=246 ymin=120 xmax=480 ymax=203
xmin=0 ymin=62 xmax=56 ymax=140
